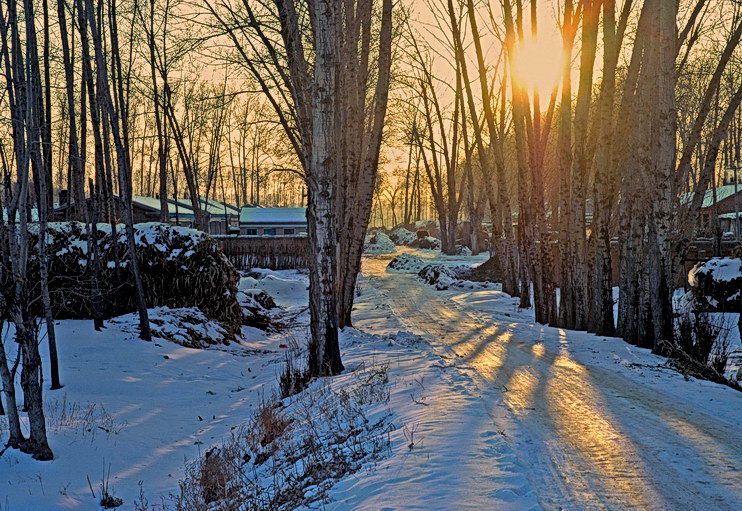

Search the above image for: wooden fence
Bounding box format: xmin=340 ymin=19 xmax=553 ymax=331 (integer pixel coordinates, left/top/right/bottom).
xmin=216 ymin=235 xmax=309 ymax=270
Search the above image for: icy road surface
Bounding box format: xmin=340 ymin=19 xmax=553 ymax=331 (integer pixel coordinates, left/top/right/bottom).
xmin=360 ymin=251 xmax=742 ymax=511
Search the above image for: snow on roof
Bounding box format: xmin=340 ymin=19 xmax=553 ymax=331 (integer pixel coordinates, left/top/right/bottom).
xmin=681 ymin=184 xmax=742 ymax=209
xmin=239 ymin=207 xmax=307 ymax=225
xmin=718 ymin=212 xmax=742 ymax=219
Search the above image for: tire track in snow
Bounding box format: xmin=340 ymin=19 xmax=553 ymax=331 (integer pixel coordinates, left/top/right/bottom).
xmin=363 ymin=254 xmax=742 ymax=511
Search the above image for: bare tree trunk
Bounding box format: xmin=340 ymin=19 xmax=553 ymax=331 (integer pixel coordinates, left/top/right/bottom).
xmin=0 ymin=322 xmax=24 ymax=447
xmin=564 ymin=0 xmax=599 ymax=331
xmin=57 ymin=0 xmax=86 ymax=219
xmin=588 ymin=0 xmax=618 ymax=337
xmin=645 ymin=0 xmax=678 ymax=353
xmin=307 ymin=0 xmax=342 ymax=376
xmin=144 ymin=0 xmax=169 ymax=222
xmin=19 ymin=0 xmax=54 ymax=460
xmin=84 ymin=0 xmax=151 ymax=342
xmin=557 ymin=0 xmax=575 ymax=327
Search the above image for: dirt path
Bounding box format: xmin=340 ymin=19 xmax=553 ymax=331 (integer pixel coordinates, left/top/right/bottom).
xmin=361 ymin=253 xmax=742 ymax=511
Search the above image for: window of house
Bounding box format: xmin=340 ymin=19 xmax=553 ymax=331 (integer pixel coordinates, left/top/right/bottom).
xmin=264 ymin=228 xmax=277 ymax=236
xmin=283 ymin=228 xmax=295 ymax=235
xmin=244 ymin=228 xmax=257 ymax=236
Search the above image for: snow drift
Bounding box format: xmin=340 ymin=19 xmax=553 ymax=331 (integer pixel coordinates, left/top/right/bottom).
xmin=388 ymin=227 xmax=417 ymax=245
xmin=409 ymin=235 xmax=441 ymax=250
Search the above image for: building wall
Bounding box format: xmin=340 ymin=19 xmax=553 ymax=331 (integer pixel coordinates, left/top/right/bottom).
xmin=700 ymin=190 xmax=742 ymax=218
xmin=239 ymin=225 xmax=307 ymax=236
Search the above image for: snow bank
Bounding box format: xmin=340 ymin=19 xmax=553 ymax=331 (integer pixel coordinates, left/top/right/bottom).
xmin=457 ymin=245 xmax=473 ymax=256
xmin=174 ymin=347 xmax=392 ymax=510
xmin=0 ymin=311 xmax=279 ymax=510
xmin=387 ymin=253 xmax=426 ymax=273
xmin=238 ymin=289 xmax=282 ymax=330
xmin=240 ymin=269 xmax=308 ymax=309
xmin=364 ymin=231 xmax=397 ymax=254
xmin=418 ymin=264 xmax=497 ymax=291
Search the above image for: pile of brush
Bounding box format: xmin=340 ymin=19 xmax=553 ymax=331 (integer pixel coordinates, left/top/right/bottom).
xmin=14 ymin=222 xmax=252 ymax=335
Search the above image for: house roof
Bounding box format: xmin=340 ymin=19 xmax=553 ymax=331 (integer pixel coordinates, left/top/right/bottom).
xmin=239 ymin=207 xmax=307 ymax=225
xmin=132 ymin=196 xmax=195 ymax=216
xmin=681 ymin=184 xmax=742 ymax=209
xmin=168 ymin=197 xmax=240 ymax=217
xmin=208 ymin=199 xmax=242 ymax=215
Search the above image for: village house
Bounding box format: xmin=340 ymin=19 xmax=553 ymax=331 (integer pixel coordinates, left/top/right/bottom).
xmin=167 ymin=197 xmax=243 ymax=235
xmin=682 ymin=183 xmax=742 ymax=235
xmin=239 ymin=207 xmax=307 ymax=236
xmin=52 ymin=191 xmax=241 ymax=236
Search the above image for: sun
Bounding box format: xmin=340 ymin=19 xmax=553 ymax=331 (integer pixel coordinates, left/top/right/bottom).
xmin=513 ymin=36 xmax=563 ymax=99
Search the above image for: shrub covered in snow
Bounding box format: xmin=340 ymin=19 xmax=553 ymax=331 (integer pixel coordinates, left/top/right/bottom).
xmin=409 ymin=235 xmax=441 ymax=251
xmin=388 ymin=227 xmax=417 ymax=246
xmin=418 ymin=264 xmax=458 ymax=290
xmin=667 ymin=312 xmax=740 ymax=389
xmin=13 ymin=222 xmax=248 ymax=333
xmin=688 ymin=257 xmax=741 ymax=311
xmin=386 ymin=253 xmax=425 ymax=273
xmin=364 ymin=231 xmax=397 ymax=254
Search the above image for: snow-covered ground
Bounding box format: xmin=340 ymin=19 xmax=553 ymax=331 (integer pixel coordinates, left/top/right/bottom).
xmin=350 ymin=248 xmax=742 ymax=510
xmin=1 ymin=310 xmax=279 ymax=509
xmin=1 ymin=271 xmax=310 ymax=509
xmin=2 ymin=248 xmax=740 ymax=510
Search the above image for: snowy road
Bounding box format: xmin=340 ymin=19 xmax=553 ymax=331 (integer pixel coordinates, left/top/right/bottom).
xmin=360 ymin=252 xmax=742 ymax=511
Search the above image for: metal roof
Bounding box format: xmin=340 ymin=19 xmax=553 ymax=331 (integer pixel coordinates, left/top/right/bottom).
xmin=132 ymin=196 xmax=195 ymax=216
xmin=681 ymin=184 xmax=742 ymax=209
xmin=239 ymin=207 xmax=307 ymax=225
xmin=168 ymin=197 xmax=240 ymax=217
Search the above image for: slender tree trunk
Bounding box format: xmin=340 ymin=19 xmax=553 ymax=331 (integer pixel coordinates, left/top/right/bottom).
xmin=84 ymin=0 xmax=151 ymax=342
xmin=307 ymin=0 xmax=342 ymax=376
xmin=588 ymin=0 xmax=618 ymax=336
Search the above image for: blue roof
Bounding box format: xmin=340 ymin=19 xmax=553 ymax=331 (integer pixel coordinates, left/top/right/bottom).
xmin=239 ymin=207 xmax=307 ymax=225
